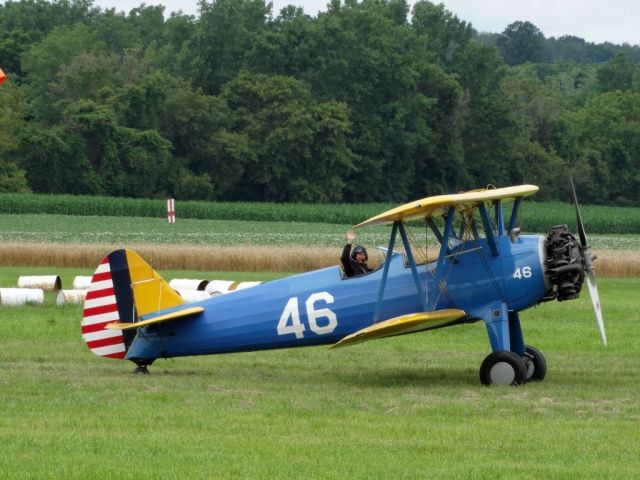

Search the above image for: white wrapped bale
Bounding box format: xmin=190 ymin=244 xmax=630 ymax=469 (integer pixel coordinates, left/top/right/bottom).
xmin=0 ymin=288 xmax=45 ymax=306
xmin=18 ymin=275 xmax=62 ymax=292
xmin=205 ymin=280 xmax=237 ymax=296
xmin=168 ymin=279 xmax=209 ymax=291
xmin=232 ymin=281 xmax=263 ymax=291
xmin=175 ymin=289 xmax=212 ymax=303
xmin=56 ymin=289 xmax=88 ymax=305
xmin=72 ymin=276 xmax=92 ymax=290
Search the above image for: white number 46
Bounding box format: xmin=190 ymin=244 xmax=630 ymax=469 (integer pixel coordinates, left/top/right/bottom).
xmin=277 ymin=292 xmax=337 ymax=339
xmin=513 ymin=266 xmax=532 ymax=279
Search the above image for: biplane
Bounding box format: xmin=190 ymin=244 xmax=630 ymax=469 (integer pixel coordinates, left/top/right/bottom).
xmin=81 ymin=183 xmax=605 ymax=385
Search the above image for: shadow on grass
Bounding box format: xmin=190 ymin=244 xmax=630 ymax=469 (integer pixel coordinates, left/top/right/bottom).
xmin=114 ymin=357 xmax=479 ymax=389
xmin=334 ymin=365 xmax=479 ymax=388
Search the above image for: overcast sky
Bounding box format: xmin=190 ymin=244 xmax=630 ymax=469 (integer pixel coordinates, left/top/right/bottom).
xmin=93 ymin=0 xmax=640 ymax=46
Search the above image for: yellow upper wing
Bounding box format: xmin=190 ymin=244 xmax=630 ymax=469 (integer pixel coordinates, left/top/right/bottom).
xmin=355 ymin=185 xmax=539 ymax=228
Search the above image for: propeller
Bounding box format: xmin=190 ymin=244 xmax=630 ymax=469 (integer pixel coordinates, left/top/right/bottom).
xmin=569 ymin=176 xmax=607 ymax=346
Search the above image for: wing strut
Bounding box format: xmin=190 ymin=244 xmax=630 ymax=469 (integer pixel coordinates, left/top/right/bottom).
xmin=495 ymin=201 xmax=505 ymax=235
xmin=508 ymin=198 xmax=522 ymax=233
xmin=435 ymin=207 xmax=456 ymax=274
xmin=372 ymin=222 xmax=398 ymax=323
xmin=398 ymin=222 xmax=427 ymax=313
xmin=372 ymin=221 xmax=428 ymax=323
xmin=478 ymin=203 xmax=498 ymax=256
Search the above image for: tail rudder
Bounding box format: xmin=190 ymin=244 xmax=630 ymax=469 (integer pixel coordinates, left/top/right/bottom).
xmin=81 ymin=249 xmax=184 ymax=360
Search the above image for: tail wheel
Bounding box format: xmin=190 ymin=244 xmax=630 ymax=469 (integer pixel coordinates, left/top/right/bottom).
xmin=480 ymin=350 xmax=527 ymax=386
xmin=523 ymin=345 xmax=547 ymax=382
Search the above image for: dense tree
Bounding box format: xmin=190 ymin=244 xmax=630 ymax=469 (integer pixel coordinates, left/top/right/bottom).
xmin=3 ymin=0 xmax=640 ymax=205
xmin=596 ymin=53 xmax=635 ymax=92
xmin=496 ymin=21 xmax=547 ymax=65
xmin=0 ymin=0 xmax=94 ymax=76
xmin=453 ymin=41 xmax=518 ymax=186
xmin=156 ymin=77 xmax=252 ymax=199
xmin=21 ymin=22 xmax=104 ymax=122
xmin=0 ymin=79 xmax=30 ymax=192
xmin=571 ymin=91 xmax=640 ymax=204
xmin=222 ymin=72 xmax=354 ymax=202
xmin=411 ymin=0 xmax=473 ymax=65
xmin=193 ymin=0 xmax=270 ymax=94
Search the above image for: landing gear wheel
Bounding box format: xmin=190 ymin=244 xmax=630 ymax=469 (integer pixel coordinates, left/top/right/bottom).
xmin=480 ymin=350 xmax=527 ymax=386
xmin=522 ymin=345 xmax=546 ymax=382
xmin=133 ymin=365 xmax=149 ymax=375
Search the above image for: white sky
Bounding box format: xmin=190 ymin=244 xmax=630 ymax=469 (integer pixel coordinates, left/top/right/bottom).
xmin=93 ymin=0 xmax=640 ymax=46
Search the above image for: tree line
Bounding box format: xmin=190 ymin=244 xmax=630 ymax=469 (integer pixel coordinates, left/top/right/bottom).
xmin=1 ymin=0 xmax=640 ymax=205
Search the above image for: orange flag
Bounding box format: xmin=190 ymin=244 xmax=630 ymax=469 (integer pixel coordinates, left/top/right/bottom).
xmin=0 ymin=67 xmax=6 ymax=85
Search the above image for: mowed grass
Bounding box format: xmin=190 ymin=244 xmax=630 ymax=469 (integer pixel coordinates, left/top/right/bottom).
xmin=3 ymin=213 xmax=640 ymax=249
xmin=0 ymin=270 xmax=638 ymax=479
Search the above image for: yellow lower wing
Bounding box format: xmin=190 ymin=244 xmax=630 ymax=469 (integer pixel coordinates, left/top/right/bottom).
xmin=331 ymin=309 xmax=466 ymax=349
xmin=106 ymin=306 xmax=204 ymax=331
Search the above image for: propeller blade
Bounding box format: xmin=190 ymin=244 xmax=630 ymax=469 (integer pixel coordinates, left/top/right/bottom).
xmin=570 ymin=176 xmax=605 ymax=344
xmin=569 ymin=176 xmax=588 ymax=247
xmin=586 ymin=270 xmax=607 ymax=346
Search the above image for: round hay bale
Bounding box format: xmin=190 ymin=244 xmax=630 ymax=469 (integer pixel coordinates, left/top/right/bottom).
xmin=18 ymin=275 xmax=62 ymax=292
xmin=56 ymin=289 xmax=88 ymax=305
xmin=205 ymin=280 xmax=237 ymax=295
xmin=232 ymin=281 xmax=263 ymax=291
xmin=169 ymin=278 xmax=209 ymax=291
xmin=0 ymin=288 xmax=45 ymax=306
xmin=175 ymin=289 xmax=211 ymax=303
xmin=72 ymin=276 xmax=92 ymax=290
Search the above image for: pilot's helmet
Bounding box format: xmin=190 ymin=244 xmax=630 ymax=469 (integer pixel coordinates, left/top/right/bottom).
xmin=351 ymin=245 xmax=368 ymax=261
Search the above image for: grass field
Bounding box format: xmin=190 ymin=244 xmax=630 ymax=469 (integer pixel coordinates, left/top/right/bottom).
xmin=2 ymin=213 xmax=640 ymax=249
xmin=0 ymin=267 xmax=638 ymax=479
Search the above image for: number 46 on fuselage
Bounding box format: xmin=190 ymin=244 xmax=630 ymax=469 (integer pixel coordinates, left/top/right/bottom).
xmin=80 ymin=184 xmax=605 ymax=386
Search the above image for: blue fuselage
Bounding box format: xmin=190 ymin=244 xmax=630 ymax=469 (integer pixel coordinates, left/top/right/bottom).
xmin=126 ymin=234 xmax=550 ymax=362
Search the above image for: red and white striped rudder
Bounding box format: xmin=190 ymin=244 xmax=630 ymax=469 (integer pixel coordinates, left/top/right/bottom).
xmin=81 ymin=252 xmax=134 ymax=359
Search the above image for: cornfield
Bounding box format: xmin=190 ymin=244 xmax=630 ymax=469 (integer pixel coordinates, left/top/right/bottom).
xmin=2 ymin=192 xmax=640 ymax=233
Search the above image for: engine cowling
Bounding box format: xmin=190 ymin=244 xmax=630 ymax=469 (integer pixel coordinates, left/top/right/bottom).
xmin=544 ymin=225 xmax=585 ymax=301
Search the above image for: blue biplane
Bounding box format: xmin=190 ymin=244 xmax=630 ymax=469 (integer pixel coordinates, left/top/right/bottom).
xmin=81 ymin=184 xmax=605 ymax=385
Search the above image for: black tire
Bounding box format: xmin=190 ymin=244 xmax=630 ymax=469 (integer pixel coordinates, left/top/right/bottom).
xmin=523 ymin=345 xmax=546 ymax=382
xmin=479 ymin=350 xmax=527 ymax=386
xmin=133 ymin=365 xmax=149 ymax=375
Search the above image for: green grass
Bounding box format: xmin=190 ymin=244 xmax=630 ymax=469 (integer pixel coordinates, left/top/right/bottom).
xmin=0 ymin=273 xmax=638 ymax=479
xmin=3 ymin=213 xmax=640 ymax=250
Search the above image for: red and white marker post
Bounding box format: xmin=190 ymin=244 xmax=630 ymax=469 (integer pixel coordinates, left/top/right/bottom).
xmin=167 ymin=198 xmax=176 ymax=224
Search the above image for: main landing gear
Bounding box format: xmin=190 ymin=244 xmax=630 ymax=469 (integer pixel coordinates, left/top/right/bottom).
xmin=479 ymin=345 xmax=546 ymax=386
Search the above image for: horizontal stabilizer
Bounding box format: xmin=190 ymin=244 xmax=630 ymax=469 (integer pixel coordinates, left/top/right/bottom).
xmin=331 ymin=309 xmax=466 ymax=349
xmin=106 ymin=306 xmax=204 ymax=331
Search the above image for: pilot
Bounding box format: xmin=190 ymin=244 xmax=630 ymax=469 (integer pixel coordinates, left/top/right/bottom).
xmin=341 ymin=229 xmax=373 ymax=277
